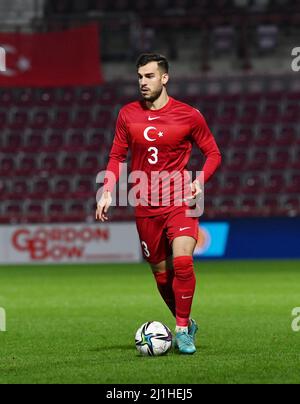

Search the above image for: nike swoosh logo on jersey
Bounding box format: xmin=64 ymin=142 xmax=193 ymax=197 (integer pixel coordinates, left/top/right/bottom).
xmin=148 ymin=116 xmax=160 ymax=121
xmin=180 ymin=227 xmax=191 ymax=231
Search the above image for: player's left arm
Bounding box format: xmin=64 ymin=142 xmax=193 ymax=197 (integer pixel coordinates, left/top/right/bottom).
xmin=190 ymin=109 xmax=222 ymax=197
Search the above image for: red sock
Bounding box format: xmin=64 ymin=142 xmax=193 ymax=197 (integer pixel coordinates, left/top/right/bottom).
xmin=173 ymin=256 xmax=196 ymax=327
xmin=153 ymin=270 xmax=176 ymax=317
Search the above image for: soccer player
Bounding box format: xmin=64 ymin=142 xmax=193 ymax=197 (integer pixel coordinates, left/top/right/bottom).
xmin=96 ymin=54 xmax=221 ymax=354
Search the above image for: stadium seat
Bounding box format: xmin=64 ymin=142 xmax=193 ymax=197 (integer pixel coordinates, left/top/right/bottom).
xmin=270 ymin=149 xmax=290 ymax=170
xmin=242 ymin=174 xmax=264 ymax=194
xmin=24 ymin=132 xmax=45 ymax=152
xmin=72 ymin=110 xmax=91 ymax=129
xmin=276 ymin=127 xmax=295 ymax=146
xmin=52 ymin=111 xmax=70 ymax=129
xmin=15 ymin=89 xmax=35 ymax=107
xmin=265 ymin=173 xmax=286 ymax=193
xmin=9 ymin=111 xmax=29 ymax=130
xmin=51 ymin=178 xmax=73 ymax=198
xmin=39 ymin=154 xmax=59 ymax=173
xmin=46 ymin=131 xmax=66 ymax=152
xmin=221 ymin=174 xmax=241 ymax=195
xmin=78 ymin=88 xmax=96 ymax=106
xmin=0 ymin=156 xmax=16 ymax=176
xmin=3 ymin=132 xmax=23 ymax=152
xmin=247 ymin=150 xmax=270 ymax=170
xmin=37 ymin=89 xmax=56 ymax=107
xmin=31 ymin=179 xmax=50 ymax=199
xmin=31 ymin=111 xmax=50 ymax=130
xmin=0 ymin=90 xmax=13 ymax=107
xmin=227 ymin=150 xmax=247 ymax=171
xmin=253 ymin=127 xmax=273 ymax=147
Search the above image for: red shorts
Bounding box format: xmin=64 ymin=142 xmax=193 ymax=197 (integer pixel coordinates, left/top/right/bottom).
xmin=136 ymin=206 xmax=199 ymax=264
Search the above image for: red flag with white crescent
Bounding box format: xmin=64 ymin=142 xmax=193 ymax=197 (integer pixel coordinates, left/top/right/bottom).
xmin=0 ymin=24 xmax=103 ymax=87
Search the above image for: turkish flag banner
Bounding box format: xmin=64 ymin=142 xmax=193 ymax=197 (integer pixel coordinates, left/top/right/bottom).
xmin=0 ymin=24 xmax=103 ymax=87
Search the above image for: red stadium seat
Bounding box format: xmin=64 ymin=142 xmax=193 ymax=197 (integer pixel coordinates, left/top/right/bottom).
xmin=0 ymin=156 xmax=16 ymax=176
xmin=57 ymin=88 xmax=75 ymax=106
xmin=37 ymin=89 xmax=56 ymax=107
xmin=78 ymin=88 xmax=96 ymax=106
xmin=247 ymin=150 xmax=270 ymax=170
xmin=3 ymin=132 xmax=23 ymax=152
xmin=221 ymin=174 xmax=241 ymax=195
xmin=52 ymin=111 xmax=70 ymax=129
xmin=60 ymin=154 xmax=80 ymax=175
xmin=286 ymin=174 xmax=300 ymax=194
xmin=72 ymin=110 xmax=91 ymax=129
xmin=80 ymin=154 xmax=101 ymax=175
xmin=39 ymin=154 xmax=59 ymax=173
xmin=226 ymin=150 xmax=247 ymax=171
xmin=31 ymin=111 xmax=50 ymax=130
xmin=0 ymin=91 xmax=13 ymax=107
xmin=232 ymin=128 xmax=253 ymax=147
xmin=239 ymin=105 xmax=259 ymax=125
xmin=0 ymin=111 xmax=8 ymax=129
xmin=265 ymin=173 xmax=286 ymax=194
xmin=260 ymin=104 xmax=280 ymax=124
xmin=25 ymin=201 xmax=44 ymax=222
xmin=9 ymin=111 xmax=29 ymax=130
xmin=242 ymin=174 xmax=263 ymax=194
xmin=253 ymin=127 xmax=274 ymax=147
xmin=16 ymin=89 xmax=35 ymax=107
xmin=270 ymin=149 xmax=290 ymax=170
xmin=276 ymin=127 xmax=295 ymax=146
xmin=46 ymin=131 xmax=66 ymax=151
xmin=16 ymin=156 xmax=37 ymax=176
xmin=24 ymin=133 xmax=45 ymax=152
xmin=92 ymin=110 xmax=112 ymax=128
xmin=282 ymin=104 xmax=299 ymax=123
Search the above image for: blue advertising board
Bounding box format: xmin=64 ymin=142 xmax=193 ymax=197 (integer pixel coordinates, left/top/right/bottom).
xmin=194 ymin=218 xmax=300 ymax=260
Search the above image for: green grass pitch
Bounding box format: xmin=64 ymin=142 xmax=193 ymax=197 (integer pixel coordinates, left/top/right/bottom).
xmin=0 ymin=260 xmax=300 ymax=384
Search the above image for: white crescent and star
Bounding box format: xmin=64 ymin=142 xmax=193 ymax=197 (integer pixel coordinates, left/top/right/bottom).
xmin=0 ymin=44 xmax=31 ymax=77
xmin=143 ymin=126 xmax=164 ymax=142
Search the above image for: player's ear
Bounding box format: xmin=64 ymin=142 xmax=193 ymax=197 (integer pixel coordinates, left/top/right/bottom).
xmin=162 ymin=73 xmax=169 ymax=86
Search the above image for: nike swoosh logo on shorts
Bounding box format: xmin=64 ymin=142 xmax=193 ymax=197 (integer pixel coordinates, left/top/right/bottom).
xmin=182 ymin=296 xmax=193 ymax=299
xmin=180 ymin=227 xmax=191 ymax=231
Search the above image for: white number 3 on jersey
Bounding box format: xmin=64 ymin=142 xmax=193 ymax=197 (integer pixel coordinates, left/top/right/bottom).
xmin=148 ymin=147 xmax=158 ymax=165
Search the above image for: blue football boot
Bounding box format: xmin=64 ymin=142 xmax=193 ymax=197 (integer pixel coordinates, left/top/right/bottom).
xmin=175 ymin=331 xmax=196 ymax=355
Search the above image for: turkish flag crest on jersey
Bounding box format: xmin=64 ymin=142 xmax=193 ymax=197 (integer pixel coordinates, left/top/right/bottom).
xmin=0 ymin=24 xmax=103 ymax=87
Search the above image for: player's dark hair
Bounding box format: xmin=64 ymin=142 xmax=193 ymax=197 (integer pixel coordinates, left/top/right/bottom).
xmin=136 ymin=53 xmax=169 ymax=74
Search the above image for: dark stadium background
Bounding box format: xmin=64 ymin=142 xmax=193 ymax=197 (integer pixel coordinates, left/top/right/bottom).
xmin=0 ymin=0 xmax=299 ymax=385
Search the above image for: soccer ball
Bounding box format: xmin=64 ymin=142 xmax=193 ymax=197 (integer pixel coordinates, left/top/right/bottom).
xmin=135 ymin=321 xmax=173 ymax=356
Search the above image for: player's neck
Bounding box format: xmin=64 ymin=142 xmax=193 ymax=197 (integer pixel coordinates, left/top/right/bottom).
xmin=146 ymin=90 xmax=169 ymax=111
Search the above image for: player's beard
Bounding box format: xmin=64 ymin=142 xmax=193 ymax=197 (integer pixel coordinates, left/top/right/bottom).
xmin=141 ymin=86 xmax=163 ymax=103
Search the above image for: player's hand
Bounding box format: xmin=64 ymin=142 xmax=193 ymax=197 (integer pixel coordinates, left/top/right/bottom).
xmin=96 ymin=191 xmax=112 ymax=222
xmin=189 ymin=180 xmax=202 ymax=199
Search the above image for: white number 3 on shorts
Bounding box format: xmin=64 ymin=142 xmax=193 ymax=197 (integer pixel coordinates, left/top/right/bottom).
xmin=141 ymin=241 xmax=150 ymax=258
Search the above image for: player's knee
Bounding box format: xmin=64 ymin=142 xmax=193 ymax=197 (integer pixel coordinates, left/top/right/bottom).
xmin=151 ymin=259 xmax=168 ymax=274
xmin=173 ymin=256 xmax=195 ymax=281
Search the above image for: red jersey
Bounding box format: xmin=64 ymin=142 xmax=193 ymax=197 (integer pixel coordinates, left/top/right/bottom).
xmin=104 ymin=96 xmax=221 ymax=217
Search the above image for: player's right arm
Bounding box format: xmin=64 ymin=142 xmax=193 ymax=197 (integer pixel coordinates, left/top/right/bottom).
xmin=96 ymin=109 xmax=129 ymax=222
